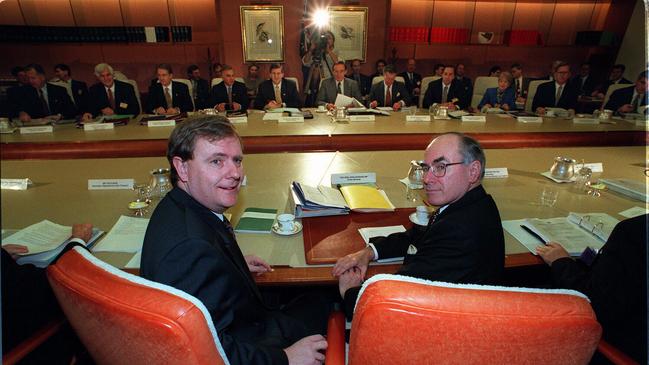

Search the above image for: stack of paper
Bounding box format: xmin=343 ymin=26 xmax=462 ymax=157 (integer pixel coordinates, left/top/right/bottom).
xmin=290 ymin=182 xmax=350 ymax=218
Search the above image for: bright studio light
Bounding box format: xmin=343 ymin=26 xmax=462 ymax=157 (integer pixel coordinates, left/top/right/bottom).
xmin=312 ymin=9 xmax=330 ymax=28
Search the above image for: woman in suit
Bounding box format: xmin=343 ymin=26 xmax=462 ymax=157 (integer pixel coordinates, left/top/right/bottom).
xmin=477 ymin=71 xmax=516 ymax=111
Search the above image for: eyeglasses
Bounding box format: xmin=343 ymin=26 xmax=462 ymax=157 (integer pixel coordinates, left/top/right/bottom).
xmin=421 ymin=161 xmax=464 ymax=177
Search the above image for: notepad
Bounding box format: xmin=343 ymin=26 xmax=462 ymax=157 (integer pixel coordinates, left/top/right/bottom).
xmin=234 ymin=208 xmax=278 ymax=233
xmin=339 ymin=185 xmax=395 ymax=212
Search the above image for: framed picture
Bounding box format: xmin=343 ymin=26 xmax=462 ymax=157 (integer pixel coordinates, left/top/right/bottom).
xmin=240 ymin=6 xmax=284 ymax=62
xmin=328 ymin=6 xmax=368 ymax=62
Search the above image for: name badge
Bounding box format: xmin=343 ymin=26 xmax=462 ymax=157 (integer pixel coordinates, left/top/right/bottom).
xmin=461 ymin=115 xmax=486 ymax=123
xmin=484 ymin=168 xmax=509 ymax=178
xmin=119 ymin=102 xmax=128 ymax=109
xmin=583 ymin=163 xmax=603 ymax=173
xmin=228 ymin=116 xmax=248 ymax=124
xmin=20 ymin=126 xmax=53 ymax=134
xmin=349 ymin=115 xmax=375 ymax=122
xmin=406 ymin=115 xmax=431 ymax=122
xmin=572 ymin=118 xmax=598 ymax=124
xmin=278 ymin=116 xmax=304 ymax=123
xmin=331 ymin=172 xmax=376 ymax=185
xmin=517 ymin=117 xmax=543 ymax=123
xmin=88 ymin=179 xmax=134 ymax=190
xmin=84 ymin=123 xmax=115 ymax=131
xmin=147 ymin=120 xmax=176 ymax=127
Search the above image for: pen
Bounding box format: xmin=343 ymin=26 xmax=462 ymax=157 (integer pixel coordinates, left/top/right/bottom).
xmin=520 ymin=225 xmax=547 ymax=245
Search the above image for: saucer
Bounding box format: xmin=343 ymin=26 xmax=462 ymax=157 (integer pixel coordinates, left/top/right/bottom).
xmin=315 ymin=108 xmax=327 ymax=113
xmin=409 ymin=212 xmax=429 ymax=226
xmin=271 ymin=221 xmax=303 ymax=235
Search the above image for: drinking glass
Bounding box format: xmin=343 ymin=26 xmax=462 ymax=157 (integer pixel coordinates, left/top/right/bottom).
xmin=540 ymin=187 xmax=559 ymax=207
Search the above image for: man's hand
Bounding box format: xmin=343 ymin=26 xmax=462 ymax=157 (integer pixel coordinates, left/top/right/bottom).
xmin=232 ymin=102 xmax=241 ymax=111
xmin=536 ymin=107 xmax=546 ymax=115
xmin=369 ymin=100 xmax=378 ymax=109
xmin=332 ymin=246 xmax=374 ymax=278
xmin=244 ymin=254 xmax=272 ymax=275
xmin=154 ymin=106 xmax=166 ymax=115
xmin=392 ymin=102 xmax=402 ymax=111
xmin=215 ymin=103 xmax=227 ymax=112
xmin=535 ymin=242 xmax=570 ymax=265
xmin=81 ymin=112 xmax=93 ymax=121
xmin=19 ymin=112 xmax=32 ymax=123
xmin=266 ymin=100 xmax=281 ymax=109
xmin=46 ymin=114 xmax=62 ymax=121
xmin=502 ymin=104 xmax=510 ymax=111
xmin=3 ymin=244 xmax=28 ymax=260
xmin=516 ymin=96 xmax=526 ymax=103
xmin=338 ymin=267 xmax=363 ymax=298
xmin=284 ymin=335 xmax=327 ymax=365
xmin=166 ymin=107 xmax=180 ymax=114
xmin=618 ymin=104 xmax=634 ymax=113
xmin=413 ymin=87 xmax=420 ymax=96
xmin=101 ymin=107 xmax=114 ymax=116
xmin=72 ymin=223 xmax=93 ymax=243
xmin=326 ymin=103 xmax=335 ymax=111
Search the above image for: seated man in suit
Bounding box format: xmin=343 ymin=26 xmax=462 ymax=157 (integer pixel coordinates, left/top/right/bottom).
xmin=434 ymin=63 xmax=445 ymax=77
xmin=6 ymin=66 xmax=30 ymax=117
xmin=187 ymin=64 xmax=210 ymax=110
xmin=254 ymin=63 xmax=300 ymax=109
xmin=532 ymin=61 xmax=579 ymax=115
xmin=536 ymin=214 xmax=647 ymax=364
xmin=208 ymin=64 xmax=249 ymax=113
xmin=591 ymin=64 xmax=632 ymax=99
xmin=141 ymin=116 xmax=332 ymax=365
xmin=333 ymin=132 xmax=505 ymax=319
xmin=212 ymin=63 xmax=223 ymax=79
xmin=316 ymin=61 xmax=362 ymax=110
xmin=455 ymin=63 xmax=473 ymax=106
xmin=369 ymin=59 xmax=386 ymax=80
xmin=604 ymin=70 xmax=647 ymax=115
xmin=398 ymin=58 xmax=422 ymax=105
xmin=368 ymin=65 xmax=410 ymax=111
xmin=477 ymin=71 xmax=516 ymax=111
xmin=511 ymin=63 xmax=531 ymax=105
xmin=571 ymin=62 xmax=597 ymax=96
xmin=15 ymin=64 xmax=76 ymax=123
xmin=347 ymin=59 xmax=371 ymax=98
xmin=422 ymin=65 xmax=468 ymax=110
xmin=53 ymin=63 xmax=89 ymax=115
xmin=243 ymin=64 xmax=264 ymax=101
xmin=148 ymin=64 xmax=194 ymax=114
xmin=83 ymin=63 xmax=140 ymax=119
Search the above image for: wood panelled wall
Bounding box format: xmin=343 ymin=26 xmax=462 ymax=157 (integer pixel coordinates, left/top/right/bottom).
xmin=0 ymin=0 xmax=638 ymax=91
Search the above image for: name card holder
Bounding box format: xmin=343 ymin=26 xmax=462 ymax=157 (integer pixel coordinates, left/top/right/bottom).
xmin=147 ymin=120 xmax=176 ymax=127
xmin=572 ymin=118 xmax=598 ymax=124
xmin=278 ymin=116 xmax=304 ymax=123
xmin=1 ymin=178 xmax=32 ymax=190
xmin=20 ymin=126 xmax=53 ymax=134
xmin=583 ymin=163 xmax=603 ymax=173
xmin=228 ymin=116 xmax=248 ymax=124
xmin=331 ymin=172 xmax=376 ymax=185
xmin=406 ymin=115 xmax=431 ymax=122
xmin=88 ymin=179 xmax=134 ymax=190
xmin=517 ymin=117 xmax=543 ymax=123
xmin=461 ymin=115 xmax=486 ymax=123
xmin=349 ymin=115 xmax=375 ymax=122
xmin=484 ymin=168 xmax=509 ymax=178
xmin=84 ymin=123 xmax=115 ymax=131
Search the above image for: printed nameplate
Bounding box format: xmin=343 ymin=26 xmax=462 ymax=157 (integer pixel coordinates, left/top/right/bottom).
xmin=331 ymin=172 xmax=376 ymax=185
xmin=84 ymin=123 xmax=115 ymax=131
xmin=484 ymin=168 xmax=509 ymax=178
xmin=88 ymin=179 xmax=134 ymax=190
xmin=572 ymin=118 xmax=598 ymax=124
xmin=461 ymin=115 xmax=486 ymax=123
xmin=406 ymin=115 xmax=431 ymax=122
xmin=583 ymin=163 xmax=603 ymax=173
xmin=20 ymin=126 xmax=53 ymax=134
xmin=349 ymin=115 xmax=375 ymax=122
xmin=147 ymin=120 xmax=176 ymax=127
xmin=517 ymin=117 xmax=543 ymax=123
xmin=1 ymin=178 xmax=31 ymax=190
xmin=278 ymin=116 xmax=304 ymax=123
xmin=636 ymin=119 xmax=648 ymax=127
xmin=228 ymin=116 xmax=248 ymax=124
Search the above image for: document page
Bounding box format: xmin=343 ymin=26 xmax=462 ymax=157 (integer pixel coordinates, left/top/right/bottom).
xmin=358 ymin=225 xmax=406 ymax=263
xmin=523 ymin=217 xmax=604 ymax=254
xmin=92 ymin=215 xmax=149 ymax=253
xmin=566 ymin=212 xmax=619 ymax=242
xmin=2 ymin=220 xmax=71 ymax=254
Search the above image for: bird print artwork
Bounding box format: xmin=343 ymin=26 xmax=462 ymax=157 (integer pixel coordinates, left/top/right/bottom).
xmin=340 ymin=25 xmax=354 ymax=40
xmin=256 ymin=22 xmax=270 ymax=42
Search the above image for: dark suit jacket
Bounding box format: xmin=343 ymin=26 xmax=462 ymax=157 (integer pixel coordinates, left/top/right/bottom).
xmin=16 ymin=83 xmax=76 ymax=119
xmin=6 ymin=85 xmax=27 ymax=117
xmin=513 ymin=77 xmax=532 ymax=99
xmin=316 ymin=78 xmax=362 ymax=106
xmin=596 ymin=77 xmax=633 ymax=95
xmin=88 ymin=80 xmax=140 ymax=116
xmin=422 ymin=79 xmax=468 ymax=109
xmin=343 ymin=185 xmax=505 ymax=318
xmin=550 ymin=215 xmax=647 ymax=364
xmin=191 ymin=77 xmax=210 ymax=109
xmin=142 ymin=188 xmax=313 ymax=365
xmin=531 ymin=81 xmax=579 ymax=111
xmin=255 ymin=79 xmax=300 ymax=109
xmin=604 ymin=85 xmax=646 ymax=113
xmin=368 ymin=81 xmax=411 ymax=107
xmin=570 ymin=75 xmax=597 ymax=96
xmin=347 ymin=73 xmax=371 ymax=96
xmin=147 ymin=81 xmax=194 ymax=113
xmin=456 ymin=76 xmax=473 ymax=107
xmin=398 ymin=71 xmax=423 ymax=104
xmin=209 ymin=81 xmax=250 ymax=112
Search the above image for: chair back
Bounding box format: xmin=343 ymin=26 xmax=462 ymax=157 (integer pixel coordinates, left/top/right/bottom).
xmin=173 ymin=78 xmax=195 ymax=110
xmin=471 ymin=76 xmax=499 ymax=108
xmin=285 ymin=77 xmax=300 ymax=93
xmin=371 ymin=76 xmax=406 ymax=85
xmin=524 ymin=79 xmax=548 ymax=112
xmin=113 ymin=71 xmax=128 ymax=81
xmin=419 ymin=76 xmax=441 ymax=108
xmin=47 ymin=246 xmax=229 ymax=365
xmin=603 ymin=84 xmax=634 ymax=110
xmin=235 ymin=77 xmax=245 ymax=84
xmin=349 ymin=274 xmax=602 ymax=365
xmin=123 ymin=79 xmax=143 ymax=113
xmin=211 ymin=78 xmax=223 ymax=87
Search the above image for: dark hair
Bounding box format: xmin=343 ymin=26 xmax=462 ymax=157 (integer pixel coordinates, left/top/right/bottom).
xmin=580 ymin=62 xmax=591 ymax=67
xmin=442 ymin=132 xmax=486 ymax=179
xmin=24 ymin=64 xmax=45 ymax=75
xmin=187 ymin=64 xmax=199 ymax=74
xmin=455 ymin=63 xmax=465 ymax=69
xmin=10 ymin=66 xmax=24 ymax=77
xmin=323 ymin=30 xmax=335 ymax=43
xmin=375 ymin=59 xmax=386 ymax=67
xmin=54 ymin=63 xmax=71 ymax=75
xmin=488 ymin=65 xmax=501 ymax=75
xmin=443 ymin=65 xmax=456 ymax=73
xmin=212 ymin=63 xmax=223 ymax=71
xmin=383 ymin=64 xmax=396 ymax=74
xmin=248 ymin=64 xmax=259 ymax=71
xmin=156 ymin=63 xmax=173 ymax=74
xmin=334 ymin=61 xmax=346 ymax=69
xmin=434 ymin=63 xmax=445 ymax=70
xmin=351 ymin=59 xmax=362 ymax=65
xmin=511 ymin=63 xmax=522 ymax=70
xmin=269 ymin=63 xmax=283 ymax=72
xmin=612 ymin=64 xmax=626 ymax=72
xmin=221 ymin=64 xmax=233 ymax=72
xmin=553 ymin=61 xmax=569 ymax=73
xmin=167 ymin=115 xmax=241 ymax=186
xmin=639 ymin=70 xmax=648 ymax=80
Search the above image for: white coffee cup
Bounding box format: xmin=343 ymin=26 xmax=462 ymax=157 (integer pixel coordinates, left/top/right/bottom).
xmin=416 ymin=206 xmax=428 ymax=223
xmin=545 ymin=109 xmax=555 ymax=117
xmin=277 ymin=213 xmax=295 ymax=232
xmin=0 ymin=117 xmax=9 ymax=129
xmin=318 ymin=105 xmax=326 ymax=112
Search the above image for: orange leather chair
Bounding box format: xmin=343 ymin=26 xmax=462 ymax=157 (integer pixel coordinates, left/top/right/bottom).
xmin=46 ymin=246 xmax=229 ymax=365
xmin=326 ymin=274 xmax=603 ymax=365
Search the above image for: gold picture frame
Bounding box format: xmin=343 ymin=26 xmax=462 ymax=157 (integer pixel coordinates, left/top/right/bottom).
xmin=327 ymin=6 xmax=368 ymax=62
xmin=240 ymin=6 xmax=284 ymax=62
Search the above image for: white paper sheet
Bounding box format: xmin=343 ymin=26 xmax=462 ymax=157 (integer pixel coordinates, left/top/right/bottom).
xmin=2 ymin=220 xmax=71 ymax=254
xmin=358 ymin=225 xmax=406 ymax=263
xmin=92 ymin=215 xmax=149 ymax=253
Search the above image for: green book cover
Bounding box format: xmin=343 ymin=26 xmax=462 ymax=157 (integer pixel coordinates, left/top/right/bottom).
xmin=234 ymin=208 xmax=277 ymax=233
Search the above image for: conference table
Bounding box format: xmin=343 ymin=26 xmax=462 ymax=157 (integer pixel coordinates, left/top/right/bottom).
xmin=2 ymin=110 xmax=646 ymax=160
xmin=2 ymin=145 xmax=646 ymax=285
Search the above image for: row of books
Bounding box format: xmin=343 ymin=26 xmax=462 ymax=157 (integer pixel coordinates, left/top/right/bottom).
xmin=0 ymin=25 xmax=191 ymax=43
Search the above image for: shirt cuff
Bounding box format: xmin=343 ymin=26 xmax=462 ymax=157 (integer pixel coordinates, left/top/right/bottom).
xmin=400 ymin=100 xmax=406 ymax=107
xmin=68 ymin=237 xmax=87 ymax=246
xmin=367 ymin=243 xmax=379 ymax=261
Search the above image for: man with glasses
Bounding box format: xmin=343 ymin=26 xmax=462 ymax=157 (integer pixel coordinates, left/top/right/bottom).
xmin=532 ymin=61 xmax=579 ymax=115
xmin=333 ymin=132 xmax=505 ymax=319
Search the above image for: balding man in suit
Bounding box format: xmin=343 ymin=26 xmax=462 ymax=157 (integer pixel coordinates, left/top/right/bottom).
xmin=148 ymin=63 xmax=194 ymax=114
xmin=84 ymin=63 xmax=140 ymax=119
xmin=15 ymin=64 xmax=76 ymax=123
xmin=316 ymin=61 xmax=362 ymax=110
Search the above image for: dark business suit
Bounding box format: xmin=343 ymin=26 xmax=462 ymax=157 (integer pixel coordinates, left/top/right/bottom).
xmin=316 ymin=78 xmax=362 ymax=106
xmin=604 ymin=85 xmax=646 ymax=113
xmin=531 ymin=81 xmax=579 ymax=111
xmin=368 ymin=81 xmax=411 ymax=107
xmin=347 ymin=73 xmax=371 ymax=97
xmin=16 ymin=83 xmax=76 ymax=119
xmin=513 ymin=77 xmax=532 ymax=99
xmin=190 ymin=77 xmax=210 ymax=110
xmin=596 ymin=78 xmax=633 ymax=96
xmin=88 ymin=80 xmax=140 ymax=116
xmin=550 ymin=215 xmax=647 ymax=364
xmin=6 ymin=85 xmax=27 ymax=117
xmin=422 ymin=79 xmax=468 ymax=109
xmin=56 ymin=79 xmax=88 ymax=115
xmin=399 ymin=71 xmax=423 ymax=104
xmin=343 ymin=185 xmax=505 ymax=318
xmin=209 ymin=81 xmax=250 ymax=112
xmin=456 ymin=76 xmax=473 ymax=107
xmin=570 ymin=75 xmax=597 ymax=96
xmin=255 ymin=79 xmax=301 ymax=109
xmin=147 ymin=81 xmax=194 ymax=113
xmin=141 ymin=188 xmax=330 ymax=365
xmin=478 ymin=87 xmax=516 ymax=110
